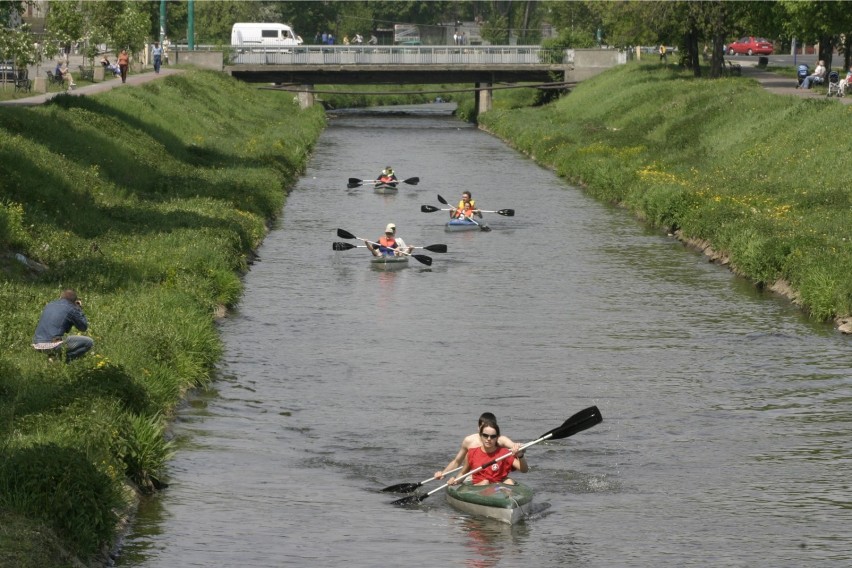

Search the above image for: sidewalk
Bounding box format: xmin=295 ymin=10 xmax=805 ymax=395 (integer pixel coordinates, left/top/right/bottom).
xmin=0 ymin=67 xmax=182 ymax=107
xmin=739 ymin=62 xmax=851 ymax=104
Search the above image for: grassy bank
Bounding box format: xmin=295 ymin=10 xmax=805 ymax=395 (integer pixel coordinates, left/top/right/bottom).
xmin=0 ymin=70 xmax=325 ymax=565
xmin=478 ymin=63 xmax=852 ymax=322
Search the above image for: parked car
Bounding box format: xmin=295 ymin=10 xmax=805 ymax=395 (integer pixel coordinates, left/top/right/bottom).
xmin=727 ymin=36 xmax=773 ymax=56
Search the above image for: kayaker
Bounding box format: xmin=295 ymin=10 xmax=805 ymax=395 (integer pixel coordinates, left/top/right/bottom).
xmin=451 ymin=191 xmax=482 ymax=220
xmin=448 ymin=418 xmax=528 ymax=486
xmin=377 ymin=166 xmax=397 ymax=184
xmin=365 ymin=223 xmax=413 ymax=257
xmin=434 ymin=412 xmax=519 ymax=480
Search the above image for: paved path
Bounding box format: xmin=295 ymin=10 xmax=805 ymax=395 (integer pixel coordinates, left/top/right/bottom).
xmin=738 ymin=61 xmax=851 ymax=104
xmin=0 ymin=67 xmax=182 ymax=107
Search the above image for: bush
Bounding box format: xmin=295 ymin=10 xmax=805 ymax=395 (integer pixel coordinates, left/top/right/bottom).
xmin=0 ymin=444 xmax=123 ymax=557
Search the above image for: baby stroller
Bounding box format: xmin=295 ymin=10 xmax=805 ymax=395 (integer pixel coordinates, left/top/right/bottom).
xmin=826 ymin=71 xmax=841 ymax=96
xmin=796 ymin=64 xmax=809 ymax=87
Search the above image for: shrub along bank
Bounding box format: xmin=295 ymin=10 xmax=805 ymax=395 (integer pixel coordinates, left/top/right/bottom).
xmin=478 ymin=63 xmax=852 ymax=323
xmin=0 ymin=70 xmax=325 ymax=565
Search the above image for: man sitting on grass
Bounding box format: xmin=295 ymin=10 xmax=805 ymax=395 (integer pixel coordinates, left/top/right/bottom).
xmin=32 ymin=289 xmax=93 ymax=363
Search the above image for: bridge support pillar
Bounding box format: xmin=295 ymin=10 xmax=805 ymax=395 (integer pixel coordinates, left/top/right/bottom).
xmin=475 ymin=82 xmax=493 ymax=116
xmin=297 ymin=86 xmax=314 ymax=109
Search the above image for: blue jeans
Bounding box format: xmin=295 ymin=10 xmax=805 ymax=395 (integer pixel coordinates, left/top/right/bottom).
xmin=154 ymin=55 xmax=161 ymax=73
xmin=63 ymin=335 xmax=94 ymax=362
xmin=801 ymin=75 xmax=823 ymax=89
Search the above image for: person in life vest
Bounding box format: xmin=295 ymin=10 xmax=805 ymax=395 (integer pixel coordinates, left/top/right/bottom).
xmin=377 ymin=166 xmax=398 ymax=185
xmin=366 ymin=223 xmax=413 ymax=257
xmin=451 ymin=191 xmax=482 ymax=220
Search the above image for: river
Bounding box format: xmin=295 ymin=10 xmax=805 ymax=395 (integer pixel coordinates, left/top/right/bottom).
xmin=115 ymin=104 xmax=851 ymax=567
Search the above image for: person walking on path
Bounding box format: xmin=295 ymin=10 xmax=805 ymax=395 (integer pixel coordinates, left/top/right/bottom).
xmin=151 ymin=42 xmax=163 ymax=74
xmin=118 ymin=49 xmax=130 ymax=83
xmin=32 ymin=289 xmax=93 ymax=362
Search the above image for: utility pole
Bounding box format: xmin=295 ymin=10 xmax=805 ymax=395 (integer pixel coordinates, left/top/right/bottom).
xmin=159 ymin=0 xmax=166 ymax=46
xmin=188 ymin=0 xmax=195 ymax=50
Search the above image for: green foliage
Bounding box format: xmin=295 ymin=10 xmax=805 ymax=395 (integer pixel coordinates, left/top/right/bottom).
xmin=0 ymin=23 xmax=37 ymax=67
xmin=478 ymin=62 xmax=852 ymax=321
xmin=0 ymin=69 xmax=324 ymax=563
xmin=0 ymin=444 xmax=124 ymax=557
xmin=119 ymin=413 xmax=174 ymax=492
xmin=0 ymin=200 xmax=28 ymax=249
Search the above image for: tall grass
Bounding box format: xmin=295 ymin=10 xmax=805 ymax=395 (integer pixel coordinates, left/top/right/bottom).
xmin=0 ymin=70 xmax=325 ymax=564
xmin=479 ymin=63 xmax=852 ymax=321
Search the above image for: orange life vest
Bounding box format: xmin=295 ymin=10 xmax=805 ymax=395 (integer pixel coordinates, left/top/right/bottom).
xmin=377 ymin=235 xmax=398 ymax=255
xmin=453 ymin=200 xmax=476 ymax=219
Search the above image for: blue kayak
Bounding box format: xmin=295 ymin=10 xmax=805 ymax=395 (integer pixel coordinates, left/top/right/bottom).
xmin=445 ymin=217 xmax=488 ymax=231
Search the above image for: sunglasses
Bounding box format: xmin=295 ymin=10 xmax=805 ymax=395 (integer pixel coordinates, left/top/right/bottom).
xmin=480 ymin=433 xmax=498 ymax=440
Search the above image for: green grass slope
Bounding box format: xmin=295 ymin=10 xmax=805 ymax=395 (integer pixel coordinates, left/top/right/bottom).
xmin=0 ymin=69 xmax=325 ymax=564
xmin=480 ymin=63 xmax=852 ymax=321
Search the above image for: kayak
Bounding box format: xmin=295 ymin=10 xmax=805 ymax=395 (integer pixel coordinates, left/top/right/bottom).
xmin=446 ymin=481 xmax=534 ymax=525
xmin=374 ymin=182 xmax=399 ymax=195
xmin=445 ymin=217 xmax=487 ymax=232
xmin=370 ymin=254 xmax=409 ymax=270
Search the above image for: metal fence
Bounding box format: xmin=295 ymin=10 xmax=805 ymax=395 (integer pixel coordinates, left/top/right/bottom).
xmin=226 ymin=45 xmax=571 ymax=66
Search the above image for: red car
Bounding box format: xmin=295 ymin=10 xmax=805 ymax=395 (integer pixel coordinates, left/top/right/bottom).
xmin=727 ymin=36 xmax=774 ymax=56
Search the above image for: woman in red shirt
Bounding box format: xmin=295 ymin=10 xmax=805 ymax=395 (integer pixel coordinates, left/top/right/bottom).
xmin=449 ymin=418 xmax=528 ymax=486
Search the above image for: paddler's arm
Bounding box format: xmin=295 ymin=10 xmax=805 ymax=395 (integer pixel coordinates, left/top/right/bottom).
xmin=364 ymin=240 xmax=379 ymax=257
xmin=448 ymin=456 xmax=471 ymax=486
xmin=436 ymin=444 xmax=467 ymax=479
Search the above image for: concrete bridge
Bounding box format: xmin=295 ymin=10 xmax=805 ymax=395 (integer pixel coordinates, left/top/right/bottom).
xmin=179 ymin=46 xmax=627 ymax=114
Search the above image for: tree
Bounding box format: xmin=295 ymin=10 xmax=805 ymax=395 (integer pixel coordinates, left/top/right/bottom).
xmin=44 ymin=0 xmax=85 ymax=59
xmin=110 ymin=3 xmax=151 ymax=54
xmin=780 ymin=0 xmax=852 ymax=69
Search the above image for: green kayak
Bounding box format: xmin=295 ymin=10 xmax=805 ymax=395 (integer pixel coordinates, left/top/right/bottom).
xmin=446 ymin=481 xmax=534 ymax=525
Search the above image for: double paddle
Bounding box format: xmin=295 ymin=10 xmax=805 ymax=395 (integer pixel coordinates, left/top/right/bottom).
xmin=347 ymin=176 xmax=420 ymax=189
xmin=420 ymin=205 xmax=515 ymax=217
xmin=391 ymin=405 xmax=603 ymax=506
xmin=335 ymin=228 xmax=445 ymax=266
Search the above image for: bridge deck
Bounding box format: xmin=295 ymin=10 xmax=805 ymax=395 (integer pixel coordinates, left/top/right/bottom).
xmin=226 ymin=45 xmax=570 ymax=85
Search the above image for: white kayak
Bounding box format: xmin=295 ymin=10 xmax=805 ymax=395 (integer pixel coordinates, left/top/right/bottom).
xmin=370 ymin=255 xmax=409 ymax=270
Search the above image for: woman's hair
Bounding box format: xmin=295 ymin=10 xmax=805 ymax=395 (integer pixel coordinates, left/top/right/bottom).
xmin=479 ymin=417 xmax=500 ymax=438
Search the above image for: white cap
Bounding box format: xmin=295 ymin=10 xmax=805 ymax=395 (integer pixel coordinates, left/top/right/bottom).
xmin=385 ymin=223 xmax=396 ymax=233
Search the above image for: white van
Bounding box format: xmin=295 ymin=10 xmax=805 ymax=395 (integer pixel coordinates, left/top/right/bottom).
xmin=231 ymin=23 xmax=303 ymax=49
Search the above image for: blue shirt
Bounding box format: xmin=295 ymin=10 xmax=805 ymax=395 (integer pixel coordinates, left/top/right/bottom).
xmin=33 ymin=299 xmax=88 ymax=343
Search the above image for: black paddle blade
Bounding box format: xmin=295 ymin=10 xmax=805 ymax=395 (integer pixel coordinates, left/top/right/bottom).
xmin=347 ymin=182 xmax=362 ymax=189
xmin=348 ymin=177 xmax=362 ymax=184
xmin=421 ymin=205 xmax=439 ymax=213
xmin=497 ymin=209 xmax=515 ymax=217
xmin=437 ymin=194 xmax=450 ymax=205
xmin=332 ymin=242 xmax=356 ymax=251
xmin=381 ymin=482 xmax=421 ymax=493
xmin=392 ymin=493 xmax=428 ymax=507
xmin=542 ymin=406 xmax=602 ymax=440
xmin=422 ymin=244 xmax=447 ymax=253
xmin=337 ymin=228 xmax=357 ymax=240
xmin=411 ymin=254 xmax=432 ymax=266
xmin=480 ymin=225 xmax=492 ymax=232
xmin=403 ymin=177 xmax=420 ymax=185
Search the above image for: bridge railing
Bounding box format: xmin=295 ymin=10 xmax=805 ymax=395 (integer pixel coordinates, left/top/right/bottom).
xmin=228 ymin=45 xmax=571 ymax=66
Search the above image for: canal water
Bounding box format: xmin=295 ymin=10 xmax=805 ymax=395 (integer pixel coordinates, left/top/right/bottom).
xmin=116 ymin=104 xmax=851 ymax=567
